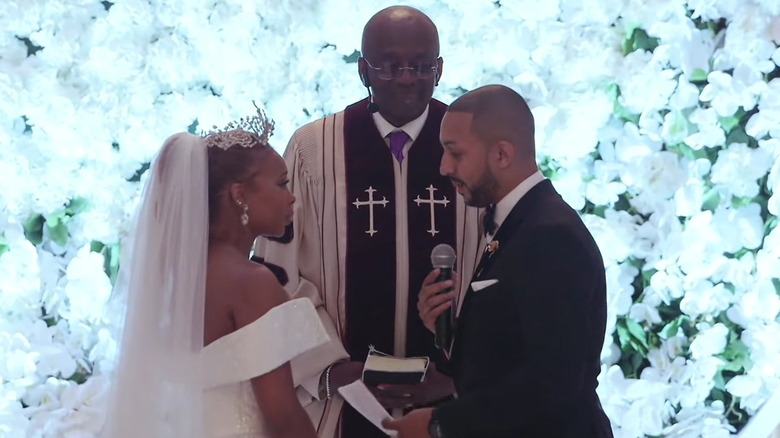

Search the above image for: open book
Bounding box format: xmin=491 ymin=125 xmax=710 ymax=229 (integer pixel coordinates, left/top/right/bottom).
xmin=361 ymin=345 xmax=430 ymax=385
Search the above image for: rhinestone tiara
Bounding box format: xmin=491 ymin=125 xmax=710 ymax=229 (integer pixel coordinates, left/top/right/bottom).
xmin=202 ymin=101 xmax=275 ymax=150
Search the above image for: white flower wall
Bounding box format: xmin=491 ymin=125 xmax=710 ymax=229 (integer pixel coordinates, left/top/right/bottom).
xmin=1 ymin=0 xmax=779 ymax=436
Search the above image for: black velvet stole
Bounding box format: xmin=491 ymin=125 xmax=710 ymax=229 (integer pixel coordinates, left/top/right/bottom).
xmin=342 ymin=98 xmax=457 ymax=362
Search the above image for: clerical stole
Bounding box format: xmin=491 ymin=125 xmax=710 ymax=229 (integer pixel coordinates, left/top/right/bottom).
xmin=342 ymin=99 xmax=457 ymax=363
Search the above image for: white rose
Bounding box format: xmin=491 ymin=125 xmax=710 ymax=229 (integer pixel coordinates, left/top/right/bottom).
xmin=680 ymin=281 xmax=732 ymax=319
xmin=689 ymin=323 xmax=729 ymax=359
xmin=711 ymin=143 xmax=773 ymax=198
xmin=726 ymin=374 xmax=762 ymax=398
xmin=684 ymin=108 xmax=726 ymax=150
xmin=61 ymin=246 xmax=112 ymax=323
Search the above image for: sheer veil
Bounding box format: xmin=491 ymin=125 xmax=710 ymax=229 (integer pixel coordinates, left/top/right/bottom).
xmin=103 ymin=133 xmax=208 ymax=438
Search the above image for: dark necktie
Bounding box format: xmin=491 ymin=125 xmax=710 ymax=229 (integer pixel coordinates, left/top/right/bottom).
xmin=482 ymin=204 xmax=496 ymax=236
xmin=388 ymin=130 xmax=409 ymax=163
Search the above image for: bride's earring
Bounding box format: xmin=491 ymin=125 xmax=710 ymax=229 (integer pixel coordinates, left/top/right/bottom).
xmin=238 ymin=202 xmax=250 ymax=226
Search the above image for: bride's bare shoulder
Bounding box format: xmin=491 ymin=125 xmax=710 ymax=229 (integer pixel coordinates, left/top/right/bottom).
xmin=207 ymin=252 xmax=288 ymax=329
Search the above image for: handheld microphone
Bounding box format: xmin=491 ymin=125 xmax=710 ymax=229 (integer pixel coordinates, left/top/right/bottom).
xmin=430 ymin=243 xmax=456 ymax=349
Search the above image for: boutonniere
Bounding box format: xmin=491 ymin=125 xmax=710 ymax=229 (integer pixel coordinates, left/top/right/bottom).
xmin=486 ymin=240 xmax=500 ymax=256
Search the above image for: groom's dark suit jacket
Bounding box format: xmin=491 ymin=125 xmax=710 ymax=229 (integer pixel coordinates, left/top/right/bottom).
xmin=434 ymin=179 xmax=613 ymax=438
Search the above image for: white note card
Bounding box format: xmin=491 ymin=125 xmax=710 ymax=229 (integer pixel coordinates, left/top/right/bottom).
xmin=337 ymin=380 xmax=398 ymax=436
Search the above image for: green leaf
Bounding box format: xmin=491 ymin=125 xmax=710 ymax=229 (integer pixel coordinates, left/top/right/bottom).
xmin=616 ymin=318 xmax=649 ymax=356
xmin=726 ymin=126 xmax=751 ymax=145
xmin=728 ymin=248 xmax=750 ymax=259
xmin=0 ymin=233 xmax=9 ymax=257
xmin=95 ymin=241 xmax=123 ymax=285
xmin=626 ymin=319 xmax=649 ymax=349
xmin=187 ymin=119 xmax=199 ymax=134
xmin=701 ymin=188 xmax=721 ymax=212
xmin=641 ymin=268 xmax=657 ymax=288
xmin=622 ymin=28 xmax=660 ymax=55
xmin=718 ymin=116 xmax=740 ymax=134
xmin=731 ymin=196 xmax=754 ymax=209
xmin=718 ymin=109 xmax=744 ymax=135
xmin=342 ymin=49 xmax=361 ymax=64
xmin=90 ymin=240 xmax=106 ymax=253
xmin=659 ymin=316 xmax=684 ymax=340
xmin=629 ymin=339 xmax=646 ymax=355
xmin=772 ymin=278 xmax=780 ymax=294
xmin=712 ymin=376 xmax=727 ymax=392
xmin=65 ymin=197 xmax=89 ymax=215
xmin=128 ymin=161 xmax=151 ymax=183
xmin=108 ymin=243 xmax=121 ymax=283
xmin=617 ymin=321 xmax=632 ymax=349
xmin=591 ymin=205 xmax=607 ymax=218
xmin=68 ymin=371 xmax=88 ymax=384
xmin=45 ymin=213 xmax=61 ymax=228
xmin=765 ymin=214 xmax=777 ymax=231
xmin=539 ymin=157 xmax=560 ymax=180
xmin=46 ymin=220 xmax=69 ymax=246
xmin=23 ymin=214 xmax=45 ymax=245
xmin=690 ymin=68 xmax=709 ymax=82
xmin=616 ymin=349 xmax=646 ymax=379
xmin=606 ymin=83 xmax=640 ymax=124
xmin=719 ymin=338 xmax=751 ymax=372
xmin=614 ymin=100 xmax=639 ymax=124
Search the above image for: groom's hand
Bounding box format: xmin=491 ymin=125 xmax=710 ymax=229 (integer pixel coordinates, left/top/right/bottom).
xmin=417 ymin=269 xmax=458 ymax=334
xmin=382 ymin=408 xmax=433 ymax=438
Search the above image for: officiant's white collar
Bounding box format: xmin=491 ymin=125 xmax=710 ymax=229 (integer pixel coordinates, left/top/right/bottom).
xmin=489 ymin=171 xmax=545 ymax=238
xmin=372 ymin=105 xmax=429 ymax=141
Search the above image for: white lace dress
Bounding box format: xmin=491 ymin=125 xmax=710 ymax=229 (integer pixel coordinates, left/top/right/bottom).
xmin=202 ymin=298 xmax=330 ymax=437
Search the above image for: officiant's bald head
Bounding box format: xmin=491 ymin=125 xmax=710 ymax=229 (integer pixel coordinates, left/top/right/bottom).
xmin=358 ymin=6 xmax=442 ymax=127
xmin=361 ymin=6 xmax=439 ymax=56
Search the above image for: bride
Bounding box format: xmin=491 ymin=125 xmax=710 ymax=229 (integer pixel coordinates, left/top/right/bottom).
xmin=102 ymin=110 xmax=335 ymax=437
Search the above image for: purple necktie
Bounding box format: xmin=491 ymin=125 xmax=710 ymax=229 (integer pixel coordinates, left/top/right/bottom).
xmin=388 ymin=130 xmax=409 ymax=163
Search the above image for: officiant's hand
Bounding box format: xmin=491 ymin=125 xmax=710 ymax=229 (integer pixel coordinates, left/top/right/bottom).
xmin=418 ymin=269 xmax=459 ymax=334
xmin=382 ymin=408 xmax=433 ymax=438
xmin=327 ymin=361 xmax=364 ymax=392
xmin=372 ymin=364 xmax=454 ymax=409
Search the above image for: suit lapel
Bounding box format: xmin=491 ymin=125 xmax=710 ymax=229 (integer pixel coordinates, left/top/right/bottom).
xmin=471 ymin=197 xmax=526 ymax=280
xmin=450 ymin=180 xmax=554 ymax=358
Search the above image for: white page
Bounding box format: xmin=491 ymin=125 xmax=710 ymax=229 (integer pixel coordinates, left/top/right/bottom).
xmin=337 ymin=380 xmax=398 ymax=436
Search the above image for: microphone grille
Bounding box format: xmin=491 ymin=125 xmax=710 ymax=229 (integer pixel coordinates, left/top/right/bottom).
xmin=430 ymin=243 xmax=456 ymax=268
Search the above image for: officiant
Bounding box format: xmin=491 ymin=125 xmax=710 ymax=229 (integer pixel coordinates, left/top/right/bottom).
xmin=384 ymin=85 xmax=614 ymax=438
xmin=255 ymin=5 xmax=482 ymax=438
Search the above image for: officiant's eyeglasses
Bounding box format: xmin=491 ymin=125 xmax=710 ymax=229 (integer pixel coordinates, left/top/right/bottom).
xmin=364 ymin=58 xmax=441 ymax=81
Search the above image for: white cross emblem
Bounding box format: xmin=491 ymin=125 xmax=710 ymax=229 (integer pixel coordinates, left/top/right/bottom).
xmin=414 ymin=185 xmax=450 ymax=236
xmin=353 ymin=186 xmax=389 ymax=236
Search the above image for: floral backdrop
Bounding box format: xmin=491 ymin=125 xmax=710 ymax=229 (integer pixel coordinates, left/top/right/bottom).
xmin=1 ymin=0 xmax=779 ymax=437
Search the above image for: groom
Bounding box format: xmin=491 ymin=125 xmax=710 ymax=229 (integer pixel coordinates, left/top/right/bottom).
xmin=384 ymin=85 xmax=613 ymax=438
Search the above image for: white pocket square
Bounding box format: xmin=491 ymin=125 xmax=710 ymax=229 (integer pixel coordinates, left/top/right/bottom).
xmin=471 ymin=279 xmax=499 ymax=292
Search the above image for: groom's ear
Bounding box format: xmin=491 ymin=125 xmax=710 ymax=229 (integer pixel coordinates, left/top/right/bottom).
xmin=493 ymin=140 xmax=515 ymax=169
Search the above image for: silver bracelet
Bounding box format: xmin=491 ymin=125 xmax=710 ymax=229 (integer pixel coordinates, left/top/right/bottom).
xmin=324 ymin=362 xmax=338 ymax=400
